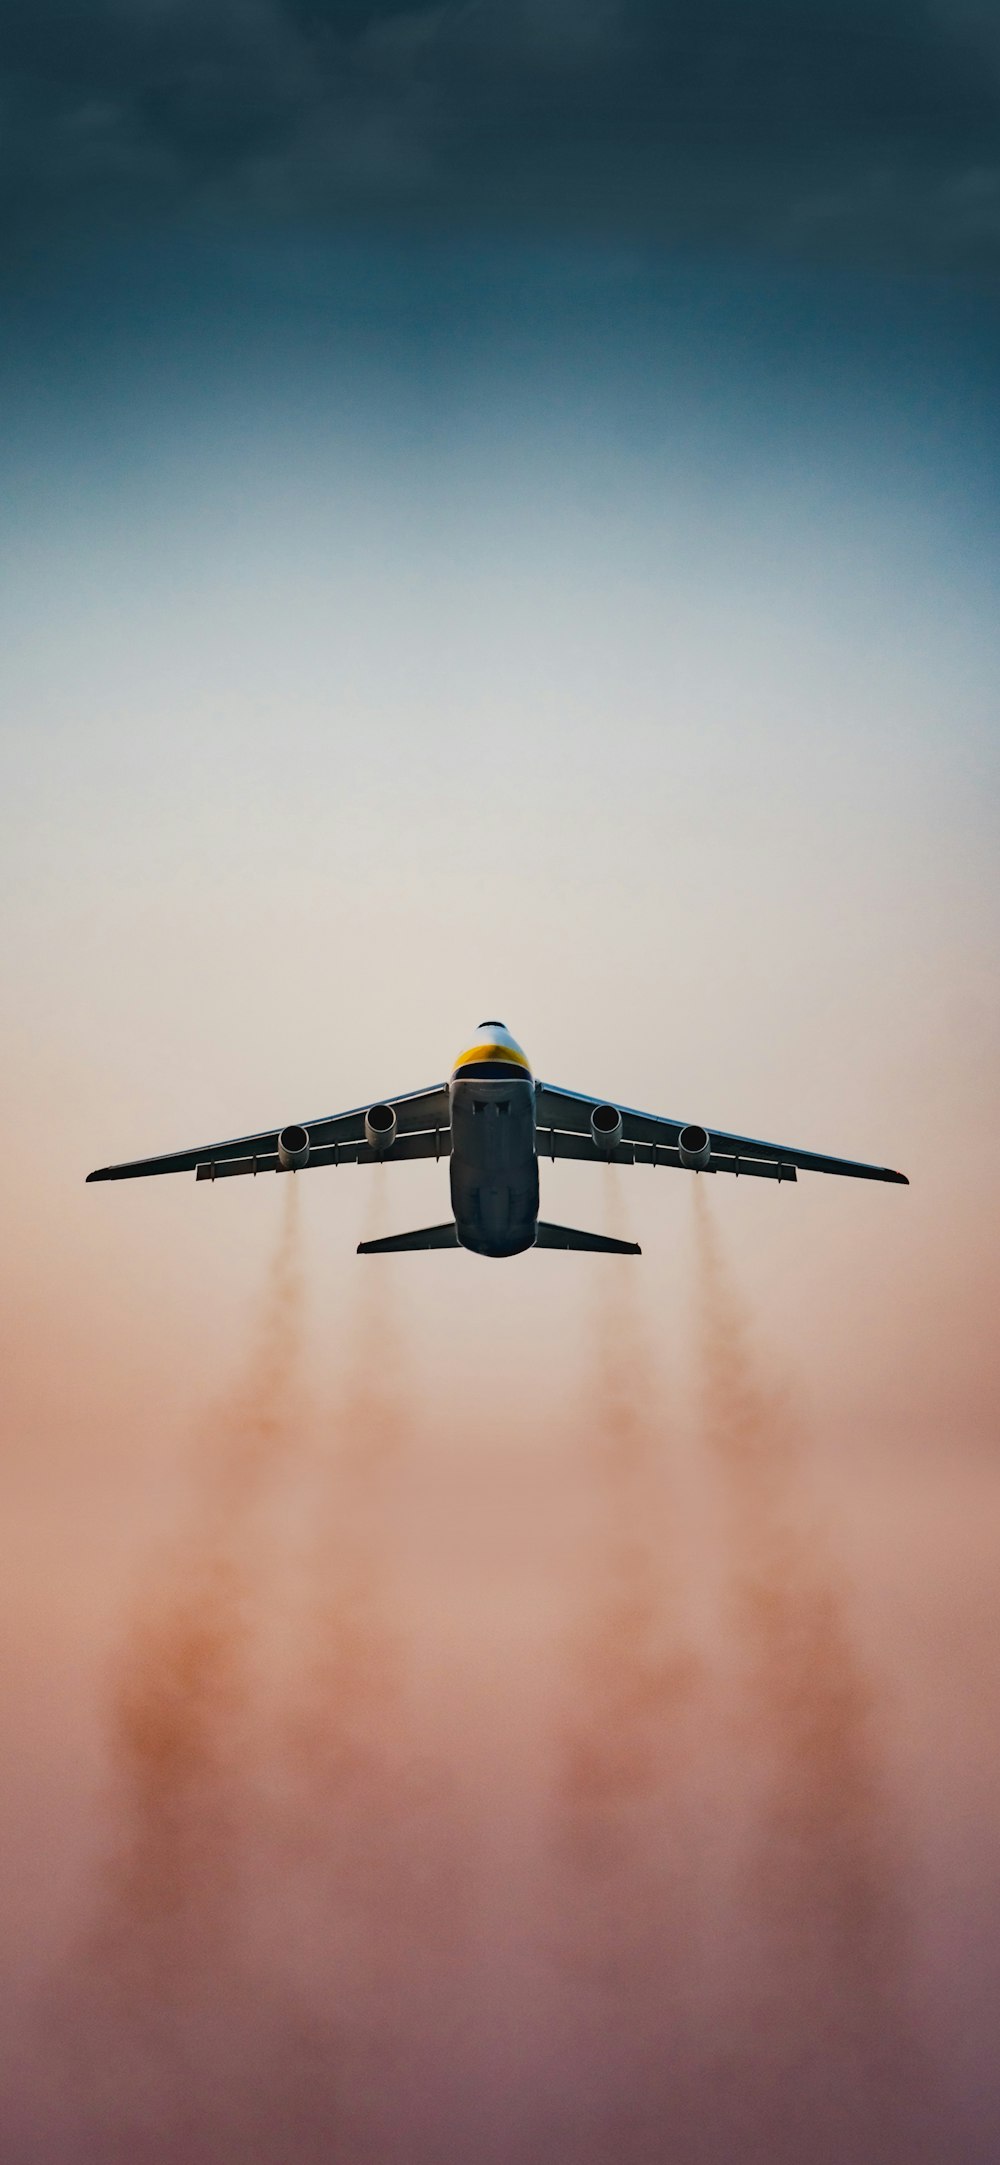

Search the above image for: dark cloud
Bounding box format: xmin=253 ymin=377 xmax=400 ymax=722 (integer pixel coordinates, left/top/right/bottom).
xmin=2 ymin=1 xmax=1000 ymax=274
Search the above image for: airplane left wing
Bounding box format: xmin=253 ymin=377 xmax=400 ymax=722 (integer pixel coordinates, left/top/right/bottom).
xmin=535 ymin=1083 xmax=908 ymax=1185
xmin=87 ymin=1083 xmax=450 ymax=1182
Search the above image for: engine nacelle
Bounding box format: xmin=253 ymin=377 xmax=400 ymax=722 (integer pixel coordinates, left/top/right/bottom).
xmin=678 ymin=1122 xmax=712 ymax=1170
xmin=590 ymin=1103 xmax=623 ymax=1155
xmin=365 ymin=1103 xmax=397 ymax=1154
xmin=277 ymin=1123 xmax=310 ymax=1170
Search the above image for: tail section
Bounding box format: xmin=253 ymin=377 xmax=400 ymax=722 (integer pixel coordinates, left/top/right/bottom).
xmin=357 ymin=1221 xmax=460 ymax=1255
xmin=357 ymin=1219 xmax=640 ymax=1256
xmin=534 ymin=1220 xmax=641 ymax=1255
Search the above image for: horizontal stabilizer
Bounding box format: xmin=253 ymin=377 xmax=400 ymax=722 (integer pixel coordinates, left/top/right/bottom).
xmin=357 ymin=1221 xmax=460 ymax=1255
xmin=534 ymin=1221 xmax=641 ymax=1255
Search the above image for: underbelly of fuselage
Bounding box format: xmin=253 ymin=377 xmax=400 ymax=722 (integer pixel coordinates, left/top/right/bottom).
xmin=449 ymin=1076 xmax=539 ymax=1257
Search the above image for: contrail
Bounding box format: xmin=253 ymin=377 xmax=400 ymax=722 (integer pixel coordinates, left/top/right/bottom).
xmin=66 ymin=1173 xmax=469 ymax=2164
xmin=54 ymin=1166 xmax=948 ymax=2163
xmin=69 ymin=1178 xmax=325 ymax=2161
xmin=549 ymin=1169 xmax=699 ymax=2161
xmin=100 ymin=1178 xmax=305 ymax=1963
xmin=277 ymin=1170 xmax=470 ymax=2163
xmin=284 ymin=1174 xmax=410 ymax=1850
xmin=690 ymin=1179 xmax=937 ymax=2165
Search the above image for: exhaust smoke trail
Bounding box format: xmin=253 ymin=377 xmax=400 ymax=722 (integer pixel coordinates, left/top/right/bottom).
xmin=283 ymin=1170 xmax=411 ymax=1884
xmin=101 ymin=1176 xmax=305 ymax=1944
xmin=63 ymin=1169 xmax=467 ymax=2164
xmin=50 ymin=1163 xmax=948 ymax=2163
xmin=276 ymin=1170 xmax=470 ymax=2164
xmin=549 ymin=1169 xmax=699 ymax=2161
xmin=69 ymin=1177 xmax=327 ymax=2163
xmin=690 ymin=1179 xmax=936 ymax=2165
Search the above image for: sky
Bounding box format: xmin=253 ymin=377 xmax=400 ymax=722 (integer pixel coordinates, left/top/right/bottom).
xmin=1 ymin=6 xmax=999 ymax=2162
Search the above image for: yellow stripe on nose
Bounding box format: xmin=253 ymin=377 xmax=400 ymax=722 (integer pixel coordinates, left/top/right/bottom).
xmin=454 ymin=1041 xmax=531 ymax=1073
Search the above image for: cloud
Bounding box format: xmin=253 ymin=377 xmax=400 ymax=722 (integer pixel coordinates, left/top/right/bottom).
xmin=2 ymin=1 xmax=999 ymax=275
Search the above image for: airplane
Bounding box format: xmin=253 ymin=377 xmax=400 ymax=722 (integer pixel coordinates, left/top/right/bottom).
xmin=87 ymin=1021 xmax=908 ymax=1258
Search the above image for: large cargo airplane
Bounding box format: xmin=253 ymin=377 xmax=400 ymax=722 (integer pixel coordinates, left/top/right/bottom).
xmin=88 ymin=1023 xmax=908 ymax=1257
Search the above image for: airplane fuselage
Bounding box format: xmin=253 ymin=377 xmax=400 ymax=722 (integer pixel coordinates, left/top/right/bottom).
xmin=449 ymin=1074 xmax=539 ymax=1257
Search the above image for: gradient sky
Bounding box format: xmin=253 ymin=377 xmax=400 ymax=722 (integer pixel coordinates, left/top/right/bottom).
xmin=2 ymin=7 xmax=999 ymax=2161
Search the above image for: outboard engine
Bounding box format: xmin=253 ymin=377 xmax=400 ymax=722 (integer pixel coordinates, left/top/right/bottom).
xmin=677 ymin=1122 xmax=712 ymax=1170
xmin=365 ymin=1103 xmax=397 ymax=1154
xmin=277 ymin=1123 xmax=310 ymax=1170
xmin=590 ymin=1103 xmax=623 ymax=1155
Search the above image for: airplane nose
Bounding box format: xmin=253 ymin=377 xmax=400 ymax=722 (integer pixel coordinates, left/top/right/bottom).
xmin=452 ymin=1026 xmax=531 ymax=1080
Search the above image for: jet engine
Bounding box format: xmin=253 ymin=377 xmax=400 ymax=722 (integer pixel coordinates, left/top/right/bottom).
xmin=590 ymin=1103 xmax=623 ymax=1155
xmin=678 ymin=1122 xmax=712 ymax=1170
xmin=365 ymin=1103 xmax=397 ymax=1154
xmin=277 ymin=1123 xmax=310 ymax=1170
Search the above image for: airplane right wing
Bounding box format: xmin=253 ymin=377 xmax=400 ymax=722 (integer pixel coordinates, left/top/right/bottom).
xmin=535 ymin=1083 xmax=908 ymax=1185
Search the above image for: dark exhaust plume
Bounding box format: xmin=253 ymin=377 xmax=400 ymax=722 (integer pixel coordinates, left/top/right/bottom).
xmin=61 ymin=1171 xmax=469 ymax=2164
xmin=549 ymin=1169 xmax=700 ymax=2160
xmin=99 ymin=1177 xmax=305 ymax=1951
xmin=690 ymin=1179 xmax=938 ymax=2165
xmin=276 ymin=1170 xmax=471 ymax=2163
xmin=67 ymin=1178 xmax=332 ymax=2163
